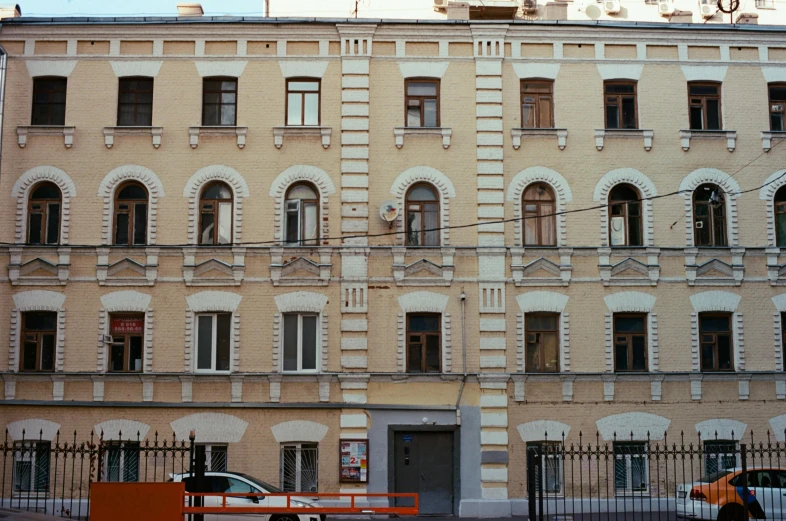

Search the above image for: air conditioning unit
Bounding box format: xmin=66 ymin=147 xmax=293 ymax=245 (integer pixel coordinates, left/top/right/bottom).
xmin=522 ymin=0 xmax=538 ymax=13
xmin=700 ymin=3 xmax=714 ymax=17
xmin=604 ymin=0 xmax=621 ymax=13
xmin=434 ymin=0 xmax=449 ymax=8
xmin=658 ymin=0 xmax=675 ymax=14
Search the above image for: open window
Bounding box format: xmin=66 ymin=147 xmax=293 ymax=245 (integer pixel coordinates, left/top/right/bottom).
xmin=285 ymin=183 xmax=319 ymax=246
xmin=693 ymin=183 xmax=726 ymax=247
xmin=199 ymin=182 xmax=233 ymax=245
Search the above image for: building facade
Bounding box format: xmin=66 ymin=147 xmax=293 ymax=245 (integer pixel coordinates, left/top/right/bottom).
xmin=1 ymin=4 xmax=786 ymax=516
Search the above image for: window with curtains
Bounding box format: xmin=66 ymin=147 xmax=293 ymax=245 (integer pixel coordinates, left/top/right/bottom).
xmin=613 ymin=314 xmax=647 ymax=372
xmin=703 ymin=440 xmax=737 ymax=475
xmin=199 ymin=182 xmax=233 ymax=245
xmin=407 ymin=313 xmax=441 ymax=373
xmin=614 ymin=442 xmax=649 ymax=494
xmin=522 ymin=183 xmax=556 ymax=246
xmin=405 ymin=184 xmax=439 ymax=247
xmin=27 ymin=182 xmax=61 ymax=245
xmin=770 ymin=83 xmax=786 ymax=131
xmin=688 ymin=82 xmax=722 ymax=130
xmin=699 ymin=313 xmax=734 ymax=372
xmin=114 ymin=182 xmax=148 ymax=246
xmin=693 ymin=184 xmax=727 ymax=247
xmin=108 ymin=314 xmax=144 ymax=373
xmin=21 ymin=312 xmax=57 ymax=372
xmin=525 ymin=313 xmax=559 ymax=373
xmin=526 ymin=442 xmax=562 ymax=495
xmin=281 ymin=443 xmax=318 ymax=492
xmin=285 ymin=183 xmax=319 ymax=246
xmin=405 ymin=79 xmax=440 ymax=128
xmin=282 ymin=313 xmax=318 ymax=373
xmin=775 ymin=186 xmax=786 ymax=247
xmin=609 ymin=184 xmax=643 ymax=247
xmin=604 ymin=82 xmax=638 ymax=129
xmin=13 ymin=441 xmax=50 ymax=494
xmin=286 ymin=79 xmax=320 ymax=126
xmin=521 ymin=80 xmax=554 ymax=129
xmin=104 ymin=441 xmax=140 ymax=482
xmin=202 ymin=77 xmax=237 ymax=126
xmin=196 ymin=313 xmax=232 ymax=373
xmin=32 ymin=77 xmax=67 ymax=126
xmin=117 ymin=77 xmax=153 ymax=126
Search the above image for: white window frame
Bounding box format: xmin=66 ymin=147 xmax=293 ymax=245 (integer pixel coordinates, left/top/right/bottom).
xmin=280 ymin=442 xmax=319 ymax=492
xmin=194 ymin=312 xmax=232 ymax=374
xmin=13 ymin=441 xmax=50 ymax=496
xmin=614 ymin=442 xmax=650 ymax=495
xmin=281 ymin=313 xmax=319 ymax=373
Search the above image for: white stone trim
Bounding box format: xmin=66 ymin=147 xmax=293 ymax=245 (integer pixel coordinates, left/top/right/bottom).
xmin=602 ymin=294 xmax=658 ymax=372
xmin=771 ymin=414 xmax=786 ymax=442
xmin=13 ymin=290 xmax=66 ymax=311
xmin=516 ymin=292 xmax=570 ymax=373
xmin=762 ymin=67 xmax=786 ymax=83
xmin=596 ymin=64 xmax=643 ymax=81
xmin=184 ymin=293 xmax=241 ymax=373
xmin=95 ymin=420 xmax=151 ymax=440
xmin=100 ymin=290 xmax=152 ymax=312
xmin=603 ymin=291 xmax=656 ymax=313
xmin=596 ymin=412 xmax=670 ymax=441
xmin=516 ymin=291 xmax=568 ymax=313
xmin=97 ymin=165 xmax=165 ymax=245
xmin=12 ymin=166 xmax=78 ymax=244
xmin=171 ymin=413 xmax=248 ymax=442
xmin=271 ymin=420 xmax=329 ymax=443
xmin=278 ymin=60 xmax=329 ymax=78
xmin=507 ymin=167 xmax=573 ymax=247
xmin=517 ymin=420 xmax=571 ymax=443
xmin=25 ymin=61 xmax=77 ymax=77
xmin=734 ymin=312 xmax=744 ymax=371
xmin=397 ymin=291 xmax=451 ymax=372
xmin=110 ymin=61 xmax=163 ymax=77
xmin=679 ymin=168 xmax=740 ymax=247
xmin=593 ymin=168 xmax=658 ymax=247
xmin=391 ymin=166 xmax=456 ymax=246
xmin=695 ymin=419 xmax=746 ymax=441
xmin=10 ymin=291 xmax=66 ymax=372
xmin=268 ymin=165 xmax=336 ymax=244
xmin=6 ymin=419 xmax=61 ymax=441
xmin=194 ymin=61 xmax=248 ymax=77
xmin=759 ymin=170 xmax=786 ymax=246
xmin=182 ymin=165 xmax=249 ymax=245
xmin=274 ymin=291 xmax=328 ymax=313
xmin=397 ymin=61 xmax=449 ymax=79
xmin=649 ymin=313 xmax=659 ymax=372
xmin=511 ymin=63 xmax=560 ymax=80
xmin=186 ymin=291 xmax=242 ymax=313
xmin=689 ymin=291 xmax=741 ymax=313
xmin=774 ymin=311 xmax=784 ymax=372
xmin=398 ymin=291 xmax=449 ymax=313
xmin=691 ymin=312 xmax=700 ymax=372
xmin=680 ymin=65 xmax=728 ymax=82
xmin=272 ymin=293 xmax=328 ymax=373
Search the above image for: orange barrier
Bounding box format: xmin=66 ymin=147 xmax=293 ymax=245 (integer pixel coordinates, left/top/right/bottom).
xmin=91 ymin=482 xmax=185 ymax=521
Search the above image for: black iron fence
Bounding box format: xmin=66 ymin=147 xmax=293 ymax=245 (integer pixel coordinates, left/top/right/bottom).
xmin=527 ymin=430 xmax=786 ymax=521
xmin=1 ymin=429 xmax=192 ymax=519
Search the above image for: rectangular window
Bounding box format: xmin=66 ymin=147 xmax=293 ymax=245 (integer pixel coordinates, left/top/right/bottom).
xmin=32 ymin=77 xmax=67 ymax=126
xmin=104 ymin=441 xmax=139 ymax=482
xmin=281 ymin=443 xmax=318 ymax=492
xmin=202 ymin=78 xmax=237 ymax=126
xmin=198 ymin=444 xmax=228 ymax=472
xmin=109 ymin=314 xmax=145 ymax=373
xmin=117 ymin=77 xmax=153 ymax=126
xmin=286 ymin=79 xmax=320 ymax=126
xmin=605 ymin=82 xmax=638 ymax=129
xmin=614 ymin=314 xmax=648 ymax=372
xmin=756 ymin=0 xmax=774 ymax=8
xmin=13 ymin=442 xmax=50 ymax=494
xmin=769 ymin=83 xmax=786 ymax=132
xmin=688 ymin=83 xmax=722 ymax=130
xmin=614 ymin=442 xmax=649 ymax=494
xmin=521 ymin=81 xmax=554 ymax=129
xmin=406 ymin=313 xmax=441 ymax=373
xmin=285 ymin=200 xmax=318 ymax=246
xmin=700 ymin=314 xmax=734 ymax=372
xmin=21 ymin=312 xmax=57 ymax=372
xmin=405 ymin=79 xmax=440 ymax=128
xmin=196 ymin=313 xmax=232 ymax=372
xmin=525 ymin=313 xmax=559 ymax=373
xmin=703 ymin=440 xmax=737 ymax=475
xmin=282 ymin=313 xmax=318 ymax=372
xmin=527 ymin=442 xmax=562 ymax=495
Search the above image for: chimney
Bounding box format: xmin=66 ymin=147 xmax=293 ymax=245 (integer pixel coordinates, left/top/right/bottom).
xmin=668 ymin=9 xmax=693 ymax=22
xmin=447 ymin=1 xmax=470 ymax=19
xmin=736 ymin=12 xmax=758 ymax=24
xmin=544 ymin=1 xmax=568 ymax=20
xmin=177 ymin=3 xmax=204 ymax=17
xmin=0 ymin=4 xmax=22 ymax=18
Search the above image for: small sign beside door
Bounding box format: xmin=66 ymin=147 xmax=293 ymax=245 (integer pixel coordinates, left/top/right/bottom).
xmin=402 ymin=435 xmax=413 ymax=443
xmin=339 ymin=439 xmax=369 ymax=483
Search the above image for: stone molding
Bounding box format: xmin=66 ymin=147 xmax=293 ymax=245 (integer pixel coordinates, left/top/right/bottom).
xmin=274 ymin=291 xmax=329 ymax=313
xmin=194 ymin=61 xmax=248 ymax=77
xmin=186 ymin=291 xmax=242 ymax=313
xmin=689 ymin=291 xmax=741 ymax=312
xmin=680 ymin=65 xmax=728 ymax=82
xmin=679 ymin=168 xmax=740 ymax=247
xmin=596 ymin=412 xmax=670 ymax=441
xmin=391 ymin=166 xmax=456 ymax=246
xmin=759 ymin=169 xmax=786 ymax=246
xmin=170 ymin=413 xmax=248 ymax=442
xmin=97 ymin=165 xmax=165 ymax=245
xmin=517 ymin=420 xmax=571 ymax=443
xmin=6 ymin=419 xmax=61 ymax=441
xmin=271 ymin=420 xmax=329 ymax=443
xmin=12 ymin=166 xmax=77 ymax=244
xmin=268 ymin=165 xmax=336 ymax=244
xmin=397 ymin=61 xmax=449 ymax=78
xmin=99 ymin=290 xmax=152 ymax=312
xmin=603 ymin=291 xmax=656 ymax=312
xmin=773 ymin=311 xmax=784 ymax=372
xmin=182 ymin=165 xmax=250 ymax=245
xmin=695 ymin=419 xmax=747 ymax=440
xmin=507 ymin=167 xmax=572 ymax=247
xmin=511 ymin=62 xmax=559 ymax=80
xmin=398 ymin=291 xmax=449 ymax=313
xmin=95 ymin=419 xmax=151 ymax=440
xmin=26 ymin=60 xmax=77 ymax=77
xmin=110 ymin=61 xmax=163 ymax=77
xmin=771 ymin=414 xmax=786 ymax=442
xmin=278 ymin=60 xmax=329 ymax=78
xmin=596 ymin=63 xmax=643 ymax=80
xmin=13 ymin=290 xmax=66 ymax=311
xmin=593 ymin=168 xmax=658 ymax=247
xmin=516 ymin=291 xmax=568 ymax=313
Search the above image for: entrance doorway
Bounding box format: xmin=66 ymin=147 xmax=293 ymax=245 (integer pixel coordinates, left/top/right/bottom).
xmin=393 ymin=431 xmax=454 ymax=515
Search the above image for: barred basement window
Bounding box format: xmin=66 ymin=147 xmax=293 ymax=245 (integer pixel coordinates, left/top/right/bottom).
xmin=614 ymin=442 xmax=649 ymax=494
xmin=13 ymin=441 xmax=50 ymax=495
xmin=526 ymin=441 xmax=562 ymax=495
xmin=104 ymin=441 xmax=139 ymax=482
xmin=199 ymin=444 xmax=228 ymax=472
xmin=27 ymin=182 xmax=61 ymax=245
xmin=703 ymin=440 xmax=736 ymax=475
xmin=281 ymin=443 xmax=318 ymax=492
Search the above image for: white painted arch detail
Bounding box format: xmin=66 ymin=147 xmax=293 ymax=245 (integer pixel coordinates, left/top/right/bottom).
xmin=171 ymin=413 xmax=249 ymax=443
xmin=593 ymin=168 xmax=658 ymax=247
xmin=596 ymin=412 xmax=671 ymax=441
xmin=390 ymin=166 xmax=456 ymax=246
xmin=398 ymin=61 xmax=449 ymax=79
xmin=26 ymin=61 xmax=77 ymax=77
xmin=512 ymin=62 xmax=560 ymax=80
xmin=279 ymin=61 xmax=329 ymax=78
xmin=772 ymin=294 xmax=786 ymax=312
xmin=758 ymin=170 xmax=786 ymax=246
xmin=194 ymin=61 xmax=248 ymax=78
xmin=695 ymin=419 xmax=747 ymax=441
xmin=6 ymin=419 xmax=61 ymax=441
xmin=680 ymin=65 xmax=728 ymax=83
xmin=508 ymin=167 xmax=573 ymax=247
xmin=110 ymin=61 xmax=163 ymax=78
xmin=679 ymin=168 xmax=740 ymax=247
xmin=100 ymin=291 xmax=152 ymax=312
xmin=690 ymin=291 xmax=741 ymax=312
xmin=596 ymin=64 xmax=643 ymax=81
xmin=398 ymin=291 xmax=449 ymax=313
xmin=12 ymin=166 xmax=78 ymax=244
xmin=517 ymin=420 xmax=571 ymax=443
xmin=269 ymin=165 xmax=336 ymax=243
xmin=95 ymin=419 xmax=151 ymax=440
xmin=182 ymin=165 xmax=250 ymax=245
xmin=771 ymin=414 xmax=786 ymax=442
xmin=13 ymin=290 xmax=66 ymax=311
xmin=603 ymin=292 xmax=656 ymax=313
xmin=274 ymin=292 xmax=328 ymax=313
xmin=186 ymin=291 xmax=242 ymax=313
xmin=97 ymin=165 xmax=165 ymax=245
xmin=270 ymin=420 xmax=329 ymax=443
xmin=516 ymin=291 xmax=568 ymax=313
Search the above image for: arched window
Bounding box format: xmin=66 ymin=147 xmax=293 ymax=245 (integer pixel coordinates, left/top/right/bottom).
xmin=522 ymin=183 xmax=556 ymax=246
xmin=609 ymin=184 xmax=642 ymax=247
xmin=27 ymin=182 xmax=61 ymax=245
xmin=775 ymin=185 xmax=786 ymax=247
xmin=285 ymin=183 xmax=319 ymax=246
xmin=693 ymin=183 xmax=726 ymax=247
xmin=199 ymin=182 xmax=233 ymax=245
xmin=114 ymin=182 xmax=148 ymax=246
xmin=406 ymin=184 xmax=439 ymax=247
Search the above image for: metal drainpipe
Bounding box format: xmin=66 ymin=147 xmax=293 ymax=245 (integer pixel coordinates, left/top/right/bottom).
xmin=455 ymin=288 xmax=467 ymax=423
xmin=0 ymin=42 xmax=7 ymax=185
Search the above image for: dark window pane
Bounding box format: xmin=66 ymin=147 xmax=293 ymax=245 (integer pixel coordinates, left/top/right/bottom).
xmin=409 ymin=315 xmax=440 ymax=332
xmin=129 ymin=336 xmax=143 ymax=372
xmin=527 ymin=314 xmax=558 ymax=331
xmin=23 ymin=340 xmax=37 ymax=370
xmin=115 ymin=213 xmax=130 ymax=245
xmin=28 ymin=213 xmax=42 ymax=244
xmin=632 ymin=336 xmax=646 ymax=371
xmin=203 ymin=105 xmax=219 ymax=125
xmin=407 ymin=341 xmax=422 ymax=372
xmin=133 ymin=204 xmax=147 ymax=245
xmin=197 ymin=315 xmax=213 ymax=370
xmin=717 ymin=335 xmax=732 ymax=370
xmin=216 ymin=314 xmax=231 ymax=371
xmin=32 ymin=183 xmax=61 ymax=200
xmin=622 ymin=97 xmax=636 ymax=128
xmin=690 ymin=85 xmax=718 ymax=96
xmin=118 ymin=184 xmax=147 ymax=200
xmin=283 ymin=314 xmax=298 ymax=371
xmin=40 ymin=334 xmax=55 ymax=371
xmin=425 ymin=335 xmax=440 ymax=372
xmin=615 ymin=342 xmax=629 ymax=371
xmin=202 ymin=183 xmax=232 ymax=200
xmin=46 ymin=204 xmax=60 ymax=244
xmin=706 ymin=99 xmax=721 ymax=129
xmin=690 ymin=106 xmax=704 ymax=130
xmin=701 ymin=343 xmax=715 ymax=370
xmin=777 ymin=213 xmax=786 ymax=247
xmin=110 ymin=343 xmax=125 ymax=371
xmin=25 ymin=312 xmax=57 ymax=331
xmin=700 ymin=315 xmax=730 ymax=332
xmin=615 ymin=316 xmax=646 ymax=333
xmin=423 ymin=99 xmax=437 ymax=127
xmin=301 ymin=316 xmax=317 ymax=370
xmin=771 ymin=86 xmax=786 ymax=101
xmin=606 ymin=103 xmax=619 ymax=129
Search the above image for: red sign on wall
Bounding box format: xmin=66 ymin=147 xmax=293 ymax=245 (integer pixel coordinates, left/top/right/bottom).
xmin=111 ymin=316 xmax=144 ymax=334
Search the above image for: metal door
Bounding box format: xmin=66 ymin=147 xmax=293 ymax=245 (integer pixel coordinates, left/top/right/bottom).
xmin=394 ymin=431 xmax=453 ymax=515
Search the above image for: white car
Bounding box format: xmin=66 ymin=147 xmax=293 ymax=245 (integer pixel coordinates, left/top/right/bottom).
xmin=171 ymin=471 xmax=324 ymax=521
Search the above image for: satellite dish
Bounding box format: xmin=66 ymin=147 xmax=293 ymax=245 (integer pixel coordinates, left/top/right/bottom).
xmin=380 ymin=200 xmax=399 ymax=225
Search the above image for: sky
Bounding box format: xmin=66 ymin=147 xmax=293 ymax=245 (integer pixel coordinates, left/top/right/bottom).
xmin=19 ymin=0 xmax=442 ymax=19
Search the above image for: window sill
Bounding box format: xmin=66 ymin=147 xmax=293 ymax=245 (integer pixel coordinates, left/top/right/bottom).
xmin=17 ymin=125 xmax=75 ymax=148
xmin=188 ymin=126 xmax=247 ymax=149
xmin=761 ymin=130 xmax=786 ymax=152
xmin=273 ymin=126 xmax=332 ymax=149
xmin=680 ymin=129 xmax=736 ymax=152
xmin=510 ymin=128 xmax=568 ymax=150
xmin=594 ymin=128 xmax=653 ymax=151
xmin=393 ymin=127 xmax=452 ymax=149
xmin=103 ymin=126 xmax=163 ymax=149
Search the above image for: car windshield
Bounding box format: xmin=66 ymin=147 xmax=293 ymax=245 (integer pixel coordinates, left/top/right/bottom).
xmin=234 ymin=473 xmax=282 ymax=493
xmin=699 ymin=470 xmax=734 ymax=483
